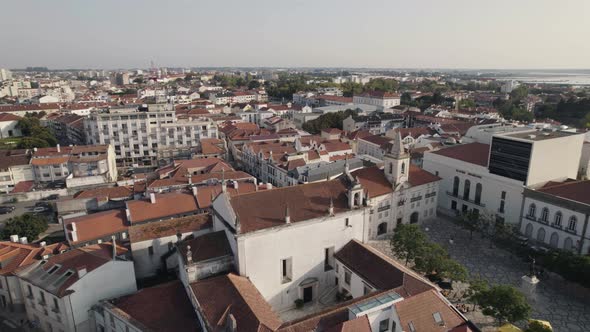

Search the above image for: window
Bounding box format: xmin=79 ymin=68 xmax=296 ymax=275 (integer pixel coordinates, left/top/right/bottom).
xmin=344 ymin=269 xmax=351 ymax=286
xmin=462 ymin=204 xmax=468 ymax=212
xmin=474 ymin=183 xmax=482 ymax=204
xmin=554 ymin=211 xmax=562 ymax=226
xmin=388 ymin=163 xmax=393 ymax=174
xmin=452 ymin=176 xmax=460 ymax=196
xmin=408 ymin=321 xmax=416 ymax=332
xmin=568 ymin=216 xmax=577 ymax=231
xmin=463 ymin=180 xmax=471 ymax=200
xmin=345 ymin=218 xmax=350 ymax=227
xmin=499 ymin=200 xmax=505 ymax=213
xmin=324 ymin=247 xmax=335 ymax=271
xmin=40 ymin=291 xmax=46 ymax=305
xmin=148 ymin=246 xmax=154 ymax=256
xmin=27 ymin=285 xmax=32 ymax=297
xmin=451 ymin=200 xmax=457 ymax=210
xmin=379 ymin=319 xmax=390 ymax=332
xmin=401 ymin=162 xmax=406 ymax=175
xmin=363 ymin=283 xmax=372 ymax=296
xmin=501 ymin=191 xmax=506 ymax=199
xmin=281 ymin=258 xmax=292 ymax=283
xmin=53 ymin=298 xmax=59 ymax=313
xmin=433 ymin=312 xmax=444 ymax=326
xmin=528 ymin=203 xmax=536 ymax=218
xmin=541 ymin=208 xmax=549 ymax=222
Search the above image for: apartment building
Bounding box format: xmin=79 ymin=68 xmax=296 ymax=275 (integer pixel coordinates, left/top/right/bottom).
xmin=353 ymin=91 xmax=401 ymax=109
xmin=0 ymin=149 xmax=33 ymax=193
xmin=85 ymin=104 xmax=218 ymax=166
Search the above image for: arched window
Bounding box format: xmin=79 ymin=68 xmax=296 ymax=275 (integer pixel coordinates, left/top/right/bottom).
xmin=528 ymin=203 xmax=536 ymax=218
xmin=474 ymin=183 xmax=482 ymax=204
xmin=564 ymin=237 xmax=574 ymax=251
xmin=524 ymin=223 xmax=533 ymax=237
xmin=549 ymin=232 xmax=559 ymax=248
xmin=401 ymin=162 xmax=406 ymax=175
xmin=463 ymin=180 xmax=471 ymax=200
xmin=568 ymin=216 xmax=577 ymax=232
xmin=377 ymin=222 xmax=387 ymax=235
xmin=452 ymin=177 xmax=460 ymax=196
xmin=554 ymin=211 xmax=562 ymax=226
xmin=541 ymin=208 xmax=549 ymax=222
xmin=536 ymin=228 xmax=546 ymax=243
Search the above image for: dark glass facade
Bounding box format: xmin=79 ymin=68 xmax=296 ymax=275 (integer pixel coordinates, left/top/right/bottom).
xmin=488 ymin=137 xmax=532 ymax=183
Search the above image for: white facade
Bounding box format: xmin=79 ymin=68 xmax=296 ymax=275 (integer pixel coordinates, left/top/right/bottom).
xmin=353 ymin=94 xmax=400 ymax=108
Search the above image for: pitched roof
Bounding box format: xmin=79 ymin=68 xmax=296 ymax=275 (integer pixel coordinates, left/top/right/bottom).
xmin=360 ymin=135 xmax=391 ymax=147
xmin=74 ymin=186 xmax=133 ymax=200
xmin=395 ymin=290 xmax=466 ymax=332
xmin=0 ymin=112 xmax=22 ymax=122
xmin=190 ymin=273 xmax=282 ymax=332
xmin=178 ymin=230 xmax=233 ymax=264
xmin=324 ymin=316 xmax=371 ymax=332
xmin=0 ymin=242 xmax=68 ymax=276
xmin=229 ymin=179 xmax=351 ymax=234
xmin=429 ymin=143 xmax=490 ymax=167
xmin=408 ymin=165 xmax=441 ymax=187
xmin=108 ymin=280 xmax=200 ymax=332
xmin=19 ymin=243 xmax=126 ymax=297
xmin=536 ymin=180 xmax=590 ymax=205
xmin=65 ymin=209 xmax=128 ymax=245
xmin=129 ymin=214 xmax=212 ymax=243
xmin=126 ymin=192 xmax=199 ymax=223
xmin=0 ymin=149 xmax=30 ymax=169
xmin=351 ymin=167 xmax=393 ymax=197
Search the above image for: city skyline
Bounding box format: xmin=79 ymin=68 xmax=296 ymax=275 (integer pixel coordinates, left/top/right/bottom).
xmin=1 ymin=0 xmax=589 ymax=69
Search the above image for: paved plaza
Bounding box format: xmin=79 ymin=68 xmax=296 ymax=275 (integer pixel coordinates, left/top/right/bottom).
xmin=370 ymin=216 xmax=590 ymax=332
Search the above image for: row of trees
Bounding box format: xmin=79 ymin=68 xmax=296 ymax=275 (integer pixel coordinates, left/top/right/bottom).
xmin=17 ymin=113 xmax=58 ymax=148
xmin=536 ymin=97 xmax=590 ymax=128
xmin=391 ymin=224 xmax=532 ymax=326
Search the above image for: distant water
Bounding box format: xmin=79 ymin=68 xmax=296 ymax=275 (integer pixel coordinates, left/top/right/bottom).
xmin=496 ymin=71 xmax=590 ymax=85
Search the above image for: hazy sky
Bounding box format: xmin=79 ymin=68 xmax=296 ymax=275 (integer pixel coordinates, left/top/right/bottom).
xmin=1 ymin=0 xmax=589 ymax=69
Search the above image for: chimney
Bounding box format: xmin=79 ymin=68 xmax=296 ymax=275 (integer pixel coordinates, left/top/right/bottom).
xmin=150 ymin=192 xmax=156 ymax=204
xmin=77 ymin=267 xmax=87 ymax=278
xmin=56 ymin=144 xmax=61 ymax=153
xmin=328 ymin=198 xmax=334 ymax=216
xmin=111 ymin=235 xmax=117 ymax=260
xmin=221 ymin=180 xmax=227 ymax=193
xmin=285 ymin=205 xmax=291 ymax=224
xmin=33 ymin=147 xmax=38 ymax=152
xmin=186 ymin=245 xmax=192 ymax=263
xmin=192 ymin=186 xmax=198 ymax=198
xmin=10 ymin=235 xmax=19 ymax=243
xmin=40 ymin=241 xmax=47 ymax=247
xmin=233 ymin=180 xmax=238 ymax=189
xmin=125 ymin=208 xmax=131 ymax=223
xmin=19 ymin=237 xmax=28 ymax=245
xmin=70 ymin=222 xmax=78 ymax=242
xmin=227 ymin=313 xmax=237 ymax=332
xmin=267 ymin=183 xmax=273 ymax=190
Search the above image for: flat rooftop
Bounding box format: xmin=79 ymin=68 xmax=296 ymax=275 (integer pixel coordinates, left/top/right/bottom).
xmin=502 ymin=129 xmax=581 ymax=141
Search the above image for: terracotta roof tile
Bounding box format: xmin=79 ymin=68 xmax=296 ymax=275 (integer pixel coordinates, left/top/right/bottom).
xmin=429 ymin=143 xmax=490 ymax=167
xmin=109 ymin=280 xmax=200 ymax=332
xmin=395 ymin=290 xmax=466 ymax=332
xmin=408 ymin=165 xmax=441 ymax=187
xmin=324 ymin=316 xmax=371 ymax=332
xmin=65 ymin=209 xmax=128 ymax=244
xmin=126 ymin=192 xmax=199 ymax=223
xmin=537 ymin=180 xmax=590 ymax=205
xmin=129 ymin=214 xmax=212 ymax=243
xmin=178 ymin=230 xmax=232 ymax=263
xmin=74 ymin=186 xmax=133 ymax=200
xmin=351 ymin=167 xmax=393 ymax=197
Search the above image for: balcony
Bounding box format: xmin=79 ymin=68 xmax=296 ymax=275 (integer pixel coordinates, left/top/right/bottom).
xmin=377 ymin=205 xmax=391 ymax=213
xmin=446 ymin=191 xmax=486 ymax=207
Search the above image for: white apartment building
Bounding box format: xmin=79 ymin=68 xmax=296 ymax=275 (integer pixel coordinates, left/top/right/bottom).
xmin=0 ymin=149 xmax=33 ymax=194
xmin=353 ymin=91 xmax=401 ymax=109
xmin=85 ymin=104 xmax=218 ymax=166
xmin=423 ymin=129 xmax=585 ymax=225
xmin=17 ymin=243 xmax=137 ymax=332
xmin=519 ymin=180 xmax=590 ymax=255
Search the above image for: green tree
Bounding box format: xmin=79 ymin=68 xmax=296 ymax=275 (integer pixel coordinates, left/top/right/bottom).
xmin=439 ymin=258 xmax=468 ymax=283
xmin=414 ymin=242 xmax=448 ymax=275
xmin=458 ymin=99 xmax=476 ymax=108
xmin=247 ymin=80 xmax=261 ymax=90
xmin=16 ymin=115 xmax=58 ymax=148
xmin=301 ymin=109 xmax=356 ymax=134
xmin=457 ymin=210 xmax=479 ymax=240
xmin=17 ymin=137 xmax=50 ymax=149
xmin=400 ymin=92 xmax=413 ymax=105
xmin=390 ymin=224 xmax=427 ymax=265
xmin=465 ymin=276 xmax=489 ymax=310
xmin=478 ymin=285 xmax=531 ymax=325
xmin=1 ymin=214 xmax=49 ymax=241
xmin=525 ymin=320 xmax=553 ymax=332
xmin=364 ymin=78 xmax=399 ymax=92
xmin=510 ymin=85 xmax=529 ymax=102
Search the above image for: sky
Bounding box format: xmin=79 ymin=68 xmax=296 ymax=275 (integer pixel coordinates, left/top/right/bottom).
xmin=1 ymin=0 xmax=589 ymax=70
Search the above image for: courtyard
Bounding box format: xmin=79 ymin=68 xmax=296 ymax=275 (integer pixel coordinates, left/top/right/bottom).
xmin=370 ymin=216 xmax=590 ymax=332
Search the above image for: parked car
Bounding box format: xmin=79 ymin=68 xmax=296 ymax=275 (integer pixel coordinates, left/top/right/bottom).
xmin=0 ymin=206 xmax=15 ymax=214
xmin=42 ymin=194 xmax=60 ymax=201
xmin=32 ymin=206 xmax=49 ymax=213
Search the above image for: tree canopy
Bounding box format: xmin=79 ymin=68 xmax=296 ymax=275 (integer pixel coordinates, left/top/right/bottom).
xmin=477 ymin=285 xmax=531 ymax=324
xmin=1 ymin=214 xmax=49 ymax=241
xmin=17 ymin=114 xmax=57 ymax=148
xmin=301 ymin=110 xmax=356 ymax=134
xmin=525 ymin=320 xmax=553 ymax=332
xmin=390 ymin=224 xmax=427 ymax=265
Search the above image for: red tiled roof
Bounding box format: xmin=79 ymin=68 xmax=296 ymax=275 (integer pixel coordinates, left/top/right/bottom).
xmin=537 ymin=180 xmax=590 ymax=205
xmin=324 ymin=316 xmax=371 ymax=332
xmin=230 ymin=179 xmax=351 ymax=234
xmin=429 ymin=143 xmax=490 ymax=167
xmin=11 ymin=181 xmax=34 ymax=193
xmin=190 ymin=273 xmax=282 ymax=331
xmin=408 ymin=165 xmax=441 ymax=187
xmin=0 ymin=242 xmax=68 ymax=276
xmin=352 ymin=167 xmax=393 ymax=197
xmin=109 ymin=280 xmax=200 ymax=332
xmin=178 ymin=230 xmax=232 ymax=264
xmin=128 ymin=214 xmax=212 ymax=243
xmin=31 ymin=156 xmax=70 ymax=166
xmin=360 ymin=135 xmax=391 ymax=147
xmin=126 ymin=192 xmax=199 ymax=223
xmin=395 ymin=290 xmax=466 ymax=332
xmin=65 ymin=209 xmax=128 ymax=244
xmin=74 ymin=186 xmax=133 ymax=200
xmin=0 ymin=112 xmax=22 ymax=122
